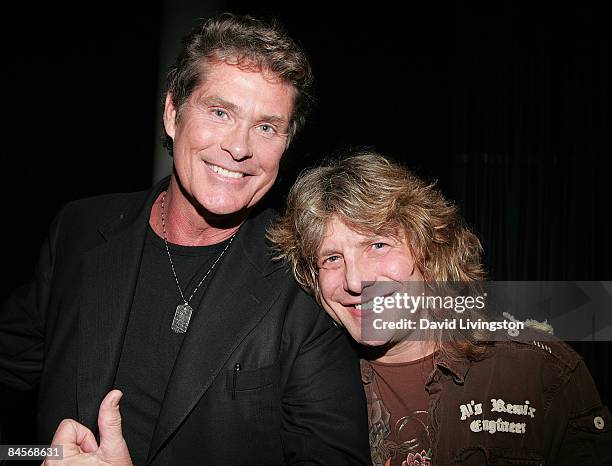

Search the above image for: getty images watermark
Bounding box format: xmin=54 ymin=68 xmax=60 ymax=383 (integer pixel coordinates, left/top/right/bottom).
xmin=360 ymin=281 xmax=612 ymax=342
xmin=369 ymin=291 xmax=523 ymax=332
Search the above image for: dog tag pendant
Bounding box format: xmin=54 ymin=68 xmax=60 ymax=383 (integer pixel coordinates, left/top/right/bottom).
xmin=171 ymin=303 xmax=193 ymax=333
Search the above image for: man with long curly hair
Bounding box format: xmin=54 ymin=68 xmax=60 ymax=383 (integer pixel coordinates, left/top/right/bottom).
xmin=270 ymin=151 xmax=611 ymax=465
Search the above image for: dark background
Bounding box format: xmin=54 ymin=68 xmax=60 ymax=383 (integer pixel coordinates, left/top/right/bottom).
xmin=2 ymin=0 xmax=610 ymax=449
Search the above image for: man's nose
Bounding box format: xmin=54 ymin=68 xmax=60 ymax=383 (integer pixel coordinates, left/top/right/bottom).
xmin=344 ymin=258 xmax=365 ymax=295
xmin=220 ymin=122 xmax=252 ymax=161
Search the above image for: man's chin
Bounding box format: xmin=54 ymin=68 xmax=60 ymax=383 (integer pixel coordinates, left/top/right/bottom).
xmin=348 ymin=330 xmax=390 ymax=347
xmin=359 ymin=339 xmax=391 ymax=347
xmin=195 ymin=189 xmax=267 ymax=217
xmin=351 ymin=326 xmax=395 ymax=347
xmin=191 ymin=197 xmax=252 ymax=227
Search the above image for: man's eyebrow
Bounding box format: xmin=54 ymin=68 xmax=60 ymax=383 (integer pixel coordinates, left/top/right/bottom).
xmin=317 ymin=247 xmax=339 ymax=257
xmin=358 ymin=235 xmax=392 ymax=247
xmin=358 ymin=238 xmax=377 ymax=247
xmin=259 ymin=114 xmax=289 ymax=125
xmin=201 ymin=96 xmax=239 ymax=113
xmin=202 ymin=96 xmax=289 ymax=128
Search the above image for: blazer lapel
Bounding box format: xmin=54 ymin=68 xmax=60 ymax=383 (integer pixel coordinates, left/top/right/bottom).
xmin=147 ymin=208 xmax=283 ymax=463
xmin=76 ymin=182 xmax=166 ymax=430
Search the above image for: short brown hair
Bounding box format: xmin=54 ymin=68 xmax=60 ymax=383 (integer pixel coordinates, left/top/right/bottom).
xmin=163 ymin=13 xmax=314 ymax=153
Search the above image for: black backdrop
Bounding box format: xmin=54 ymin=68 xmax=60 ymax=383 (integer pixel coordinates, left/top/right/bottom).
xmin=2 ymin=0 xmax=610 ymax=447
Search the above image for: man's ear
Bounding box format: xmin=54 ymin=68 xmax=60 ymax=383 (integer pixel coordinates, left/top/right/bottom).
xmin=163 ymin=93 xmax=177 ymax=140
xmin=284 ymin=121 xmax=296 ymax=150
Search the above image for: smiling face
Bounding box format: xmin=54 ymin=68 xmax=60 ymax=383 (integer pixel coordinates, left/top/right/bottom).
xmin=316 ymin=216 xmax=424 ymax=345
xmin=163 ymin=61 xmax=295 ymax=217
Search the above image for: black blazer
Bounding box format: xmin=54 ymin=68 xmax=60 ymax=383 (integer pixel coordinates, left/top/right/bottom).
xmin=0 ymin=179 xmax=371 ymax=465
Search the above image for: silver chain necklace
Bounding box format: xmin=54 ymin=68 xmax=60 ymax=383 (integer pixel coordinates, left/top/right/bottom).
xmin=161 ymin=191 xmax=235 ymax=333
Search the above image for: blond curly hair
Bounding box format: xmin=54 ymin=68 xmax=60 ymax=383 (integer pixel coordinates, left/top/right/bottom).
xmin=268 ymin=151 xmax=489 ymax=361
xmin=269 ymin=151 xmax=485 ymax=300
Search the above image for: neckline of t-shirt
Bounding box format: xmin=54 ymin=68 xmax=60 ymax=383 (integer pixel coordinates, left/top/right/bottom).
xmin=368 ymin=352 xmax=435 ymax=368
xmin=146 ymin=224 xmax=233 ymax=257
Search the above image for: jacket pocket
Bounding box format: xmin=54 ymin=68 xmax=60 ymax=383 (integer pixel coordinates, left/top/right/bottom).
xmin=561 ymin=406 xmax=612 ymax=463
xmin=223 ymin=361 xmax=281 ymax=432
xmin=225 ymin=360 xmax=280 ymax=392
xmin=568 ymin=405 xmax=611 ymax=434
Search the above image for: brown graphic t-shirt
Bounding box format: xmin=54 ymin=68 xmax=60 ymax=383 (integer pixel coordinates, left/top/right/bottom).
xmin=367 ymin=355 xmax=434 ymax=466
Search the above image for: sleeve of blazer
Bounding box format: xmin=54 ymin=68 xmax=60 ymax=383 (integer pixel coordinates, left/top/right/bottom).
xmin=280 ymin=296 xmax=371 ymax=465
xmin=0 ymin=209 xmax=63 ymax=390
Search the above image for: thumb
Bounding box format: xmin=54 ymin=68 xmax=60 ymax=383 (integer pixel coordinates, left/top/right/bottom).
xmin=49 ymin=419 xmax=98 ymax=458
xmin=97 ymin=389 xmax=132 ymax=464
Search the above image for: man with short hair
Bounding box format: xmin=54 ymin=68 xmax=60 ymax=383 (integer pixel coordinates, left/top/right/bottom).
xmin=0 ymin=14 xmax=370 ymax=465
